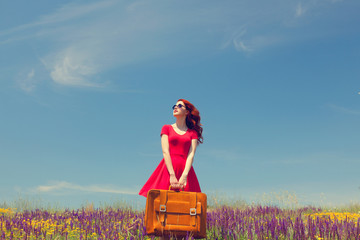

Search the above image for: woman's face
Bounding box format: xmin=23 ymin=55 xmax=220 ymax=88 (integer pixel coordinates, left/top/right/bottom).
xmin=173 ymin=101 xmax=188 ymax=117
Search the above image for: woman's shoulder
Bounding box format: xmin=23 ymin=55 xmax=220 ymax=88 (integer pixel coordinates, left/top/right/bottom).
xmin=188 ymin=127 xmax=196 ymax=133
xmin=163 ymin=124 xmax=176 ymax=129
xmin=189 ymin=128 xmax=199 ymax=139
xmin=160 ymin=124 xmax=171 ymax=135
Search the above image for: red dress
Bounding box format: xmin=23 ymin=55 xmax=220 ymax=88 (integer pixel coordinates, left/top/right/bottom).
xmin=138 ymin=124 xmax=202 ymax=197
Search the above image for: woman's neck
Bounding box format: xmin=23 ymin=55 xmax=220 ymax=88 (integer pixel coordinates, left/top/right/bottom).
xmin=175 ymin=117 xmax=187 ymax=130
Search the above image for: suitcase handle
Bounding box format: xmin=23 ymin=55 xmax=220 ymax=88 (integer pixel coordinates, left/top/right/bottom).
xmin=169 ymin=186 xmax=183 ymax=191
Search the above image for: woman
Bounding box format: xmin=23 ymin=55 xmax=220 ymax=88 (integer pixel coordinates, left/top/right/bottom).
xmin=139 ymin=98 xmax=203 ymax=196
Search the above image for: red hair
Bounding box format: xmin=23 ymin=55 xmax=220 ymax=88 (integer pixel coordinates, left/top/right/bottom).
xmin=178 ymin=99 xmax=203 ymax=144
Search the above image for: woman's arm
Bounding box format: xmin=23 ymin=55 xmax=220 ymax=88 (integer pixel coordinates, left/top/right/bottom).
xmin=179 ymin=139 xmax=198 ymax=188
xmin=161 ymin=134 xmax=180 ymax=188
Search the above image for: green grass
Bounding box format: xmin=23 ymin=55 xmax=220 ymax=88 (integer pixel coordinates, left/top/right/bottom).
xmin=2 ymin=191 xmax=360 ymax=213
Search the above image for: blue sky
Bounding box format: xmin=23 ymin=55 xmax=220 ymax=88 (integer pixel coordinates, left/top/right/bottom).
xmin=1 ymin=0 xmax=359 ymax=209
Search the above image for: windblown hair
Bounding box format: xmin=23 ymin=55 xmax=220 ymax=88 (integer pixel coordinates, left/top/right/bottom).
xmin=178 ymin=99 xmax=203 ymax=144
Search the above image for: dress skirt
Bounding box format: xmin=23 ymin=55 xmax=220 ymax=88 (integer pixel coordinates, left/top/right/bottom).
xmin=138 ymin=154 xmax=201 ymax=197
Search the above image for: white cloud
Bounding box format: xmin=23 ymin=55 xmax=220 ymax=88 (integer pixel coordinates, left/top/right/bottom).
xmin=232 ymin=29 xmax=253 ymax=52
xmin=233 ymin=40 xmax=252 ymax=52
xmin=1 ymin=0 xmax=349 ymax=90
xmin=328 ymin=104 xmax=360 ymax=116
xmin=28 ymin=69 xmax=35 ymax=78
xmin=34 ymin=181 xmax=137 ymax=195
xmin=17 ymin=69 xmax=37 ymax=92
xmin=295 ymin=2 xmax=306 ymax=17
xmin=223 ymin=27 xmax=285 ymax=53
xmin=44 ymin=48 xmax=100 ymax=87
xmin=0 ymin=0 xmax=117 ymax=37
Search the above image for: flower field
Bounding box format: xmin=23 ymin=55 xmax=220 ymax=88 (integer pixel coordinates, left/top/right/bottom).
xmin=1 ymin=204 xmax=360 ymax=239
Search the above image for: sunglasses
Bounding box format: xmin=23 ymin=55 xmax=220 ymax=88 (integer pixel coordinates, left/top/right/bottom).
xmin=172 ymin=104 xmax=186 ymax=110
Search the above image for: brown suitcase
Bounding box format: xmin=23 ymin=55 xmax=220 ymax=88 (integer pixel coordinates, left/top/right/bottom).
xmin=145 ymin=188 xmax=207 ymax=239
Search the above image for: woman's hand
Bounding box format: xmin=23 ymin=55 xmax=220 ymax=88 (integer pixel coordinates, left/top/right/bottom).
xmin=169 ymin=174 xmax=180 ymax=189
xmin=178 ymin=174 xmax=188 ymax=189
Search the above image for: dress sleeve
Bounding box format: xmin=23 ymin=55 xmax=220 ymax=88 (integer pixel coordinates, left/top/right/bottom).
xmin=191 ymin=129 xmax=199 ymax=140
xmin=160 ymin=125 xmax=169 ymax=137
